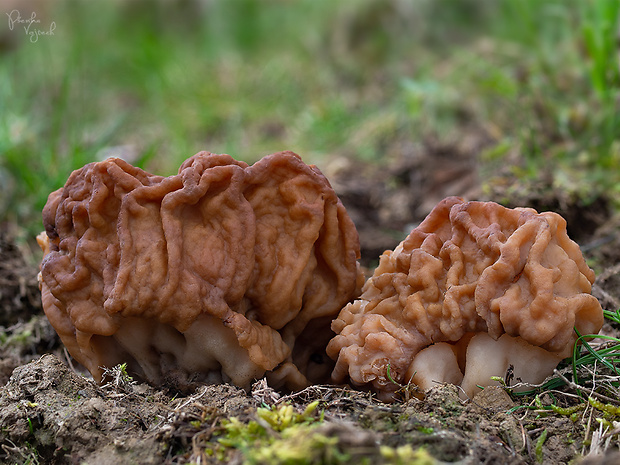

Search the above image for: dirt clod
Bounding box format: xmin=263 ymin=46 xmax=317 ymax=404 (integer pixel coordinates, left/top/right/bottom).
xmin=0 ymin=354 xmax=169 ymax=464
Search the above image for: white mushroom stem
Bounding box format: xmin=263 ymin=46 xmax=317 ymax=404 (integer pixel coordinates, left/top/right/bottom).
xmin=406 ymin=333 xmax=564 ymax=399
xmin=460 ymin=333 xmax=563 ymax=398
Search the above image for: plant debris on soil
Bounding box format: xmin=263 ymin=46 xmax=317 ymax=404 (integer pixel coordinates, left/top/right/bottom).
xmin=2 ymin=154 xmax=620 ymax=464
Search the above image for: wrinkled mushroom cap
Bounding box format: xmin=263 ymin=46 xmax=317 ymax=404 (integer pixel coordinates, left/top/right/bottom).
xmin=327 ymin=196 xmax=603 ymax=400
xmin=39 ymin=151 xmax=362 ymax=391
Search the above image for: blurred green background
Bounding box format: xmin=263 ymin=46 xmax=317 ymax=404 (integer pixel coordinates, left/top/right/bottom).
xmin=1 ymin=0 xmax=619 ymax=241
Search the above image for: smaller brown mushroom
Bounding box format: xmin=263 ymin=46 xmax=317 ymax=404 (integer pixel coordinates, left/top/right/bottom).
xmin=327 ymin=196 xmax=603 ymax=400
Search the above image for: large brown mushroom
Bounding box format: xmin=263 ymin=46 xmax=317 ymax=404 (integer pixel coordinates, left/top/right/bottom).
xmin=327 ymin=196 xmax=603 ymax=400
xmin=38 ymin=151 xmax=363 ymax=391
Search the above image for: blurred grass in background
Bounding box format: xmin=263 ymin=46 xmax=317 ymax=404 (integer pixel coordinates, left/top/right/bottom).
xmin=0 ymin=0 xmax=619 ymax=240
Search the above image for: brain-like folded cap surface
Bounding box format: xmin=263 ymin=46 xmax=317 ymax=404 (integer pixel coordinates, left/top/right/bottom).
xmin=39 ymin=151 xmax=362 ymax=390
xmin=327 ymin=196 xmax=603 ymax=400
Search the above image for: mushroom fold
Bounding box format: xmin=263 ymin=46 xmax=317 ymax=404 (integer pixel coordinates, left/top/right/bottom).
xmin=327 ymin=196 xmax=603 ymax=400
xmin=38 ymin=151 xmax=362 ymax=391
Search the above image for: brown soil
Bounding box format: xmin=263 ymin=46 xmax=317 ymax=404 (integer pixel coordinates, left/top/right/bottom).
xmin=2 ymin=150 xmax=620 ymax=464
